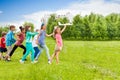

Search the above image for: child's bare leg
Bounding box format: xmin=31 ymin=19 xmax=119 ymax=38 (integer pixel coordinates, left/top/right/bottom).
xmin=50 ymin=52 xmax=57 ymax=62
xmin=5 ymin=46 xmax=12 ymax=60
xmin=55 ymin=51 xmax=60 ymax=64
xmin=0 ymin=53 xmax=2 ymax=59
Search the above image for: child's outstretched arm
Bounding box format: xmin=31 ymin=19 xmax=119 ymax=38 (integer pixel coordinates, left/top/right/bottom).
xmin=46 ymin=33 xmax=53 ymax=37
xmin=61 ymin=25 xmax=67 ymax=33
xmin=28 ymin=32 xmax=38 ymax=36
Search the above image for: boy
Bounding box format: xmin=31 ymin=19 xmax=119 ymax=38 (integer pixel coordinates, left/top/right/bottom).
xmin=0 ymin=32 xmax=7 ymax=60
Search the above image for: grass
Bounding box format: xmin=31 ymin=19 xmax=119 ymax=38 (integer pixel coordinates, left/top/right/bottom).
xmin=1 ymin=39 xmax=120 ymax=80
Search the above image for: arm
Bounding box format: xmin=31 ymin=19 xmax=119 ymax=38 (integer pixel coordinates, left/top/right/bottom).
xmin=15 ymin=33 xmax=21 ymax=41
xmin=46 ymin=33 xmax=53 ymax=37
xmin=28 ymin=32 xmax=38 ymax=36
xmin=61 ymin=25 xmax=67 ymax=33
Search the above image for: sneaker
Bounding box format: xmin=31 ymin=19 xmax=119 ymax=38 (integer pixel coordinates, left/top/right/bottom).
xmin=48 ymin=60 xmax=51 ymax=64
xmin=24 ymin=59 xmax=27 ymax=61
xmin=5 ymin=58 xmax=11 ymax=62
xmin=19 ymin=60 xmax=24 ymax=64
xmin=7 ymin=57 xmax=11 ymax=61
xmin=31 ymin=61 xmax=37 ymax=64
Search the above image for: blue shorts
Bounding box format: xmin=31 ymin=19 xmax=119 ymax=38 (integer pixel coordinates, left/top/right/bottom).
xmin=0 ymin=47 xmax=7 ymax=53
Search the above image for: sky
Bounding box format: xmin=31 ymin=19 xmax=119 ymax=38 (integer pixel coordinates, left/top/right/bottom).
xmin=0 ymin=0 xmax=120 ymax=29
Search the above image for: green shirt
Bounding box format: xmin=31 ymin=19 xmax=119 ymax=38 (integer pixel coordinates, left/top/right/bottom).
xmin=26 ymin=31 xmax=38 ymax=43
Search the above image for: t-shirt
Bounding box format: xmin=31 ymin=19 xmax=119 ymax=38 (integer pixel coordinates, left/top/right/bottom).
xmin=38 ymin=30 xmax=46 ymax=45
xmin=32 ymin=35 xmax=38 ymax=47
xmin=15 ymin=33 xmax=25 ymax=46
xmin=6 ymin=30 xmax=16 ymax=46
xmin=26 ymin=31 xmax=38 ymax=43
xmin=0 ymin=37 xmax=6 ymax=48
xmin=55 ymin=33 xmax=63 ymax=47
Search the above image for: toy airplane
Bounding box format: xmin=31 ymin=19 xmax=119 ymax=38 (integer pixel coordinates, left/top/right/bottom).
xmin=58 ymin=22 xmax=72 ymax=26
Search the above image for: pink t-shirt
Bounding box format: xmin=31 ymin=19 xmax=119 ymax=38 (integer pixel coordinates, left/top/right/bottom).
xmin=15 ymin=33 xmax=25 ymax=46
xmin=55 ymin=34 xmax=63 ymax=47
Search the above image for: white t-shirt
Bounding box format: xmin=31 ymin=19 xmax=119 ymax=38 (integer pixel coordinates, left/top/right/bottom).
xmin=32 ymin=35 xmax=38 ymax=47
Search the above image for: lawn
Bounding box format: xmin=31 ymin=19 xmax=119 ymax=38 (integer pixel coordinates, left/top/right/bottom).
xmin=0 ymin=39 xmax=120 ymax=80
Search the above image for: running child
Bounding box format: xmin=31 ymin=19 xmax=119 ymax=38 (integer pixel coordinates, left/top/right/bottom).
xmin=0 ymin=32 xmax=7 ymax=60
xmin=9 ymin=26 xmax=26 ymax=60
xmin=32 ymin=29 xmax=40 ymax=60
xmin=20 ymin=26 xmax=38 ymax=64
xmin=35 ymin=23 xmax=53 ymax=64
xmin=50 ymin=25 xmax=67 ymax=64
xmin=5 ymin=25 xmax=16 ymax=61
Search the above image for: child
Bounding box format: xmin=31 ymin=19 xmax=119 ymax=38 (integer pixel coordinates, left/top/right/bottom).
xmin=5 ymin=25 xmax=16 ymax=61
xmin=20 ymin=26 xmax=38 ymax=64
xmin=0 ymin=32 xmax=7 ymax=60
xmin=32 ymin=29 xmax=40 ymax=60
xmin=35 ymin=23 xmax=53 ymax=64
xmin=8 ymin=26 xmax=26 ymax=60
xmin=50 ymin=25 xmax=67 ymax=64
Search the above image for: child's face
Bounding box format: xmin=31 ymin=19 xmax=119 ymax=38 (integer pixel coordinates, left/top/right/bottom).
xmin=43 ymin=25 xmax=46 ymax=30
xmin=36 ymin=29 xmax=40 ymax=32
xmin=28 ymin=27 xmax=31 ymax=31
xmin=56 ymin=28 xmax=61 ymax=33
xmin=11 ymin=27 xmax=15 ymax=31
xmin=22 ymin=29 xmax=25 ymax=33
xmin=3 ymin=35 xmax=6 ymax=37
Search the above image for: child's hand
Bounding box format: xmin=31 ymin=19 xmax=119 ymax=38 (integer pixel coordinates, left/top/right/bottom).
xmin=36 ymin=40 xmax=39 ymax=45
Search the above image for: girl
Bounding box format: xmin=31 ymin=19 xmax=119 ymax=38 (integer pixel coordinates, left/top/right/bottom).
xmin=0 ymin=32 xmax=7 ymax=60
xmin=8 ymin=26 xmax=26 ymax=60
xmin=50 ymin=25 xmax=66 ymax=64
xmin=5 ymin=25 xmax=16 ymax=61
xmin=20 ymin=26 xmax=38 ymax=64
xmin=35 ymin=23 xmax=53 ymax=64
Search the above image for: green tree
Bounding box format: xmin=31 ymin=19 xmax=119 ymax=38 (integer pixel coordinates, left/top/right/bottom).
xmin=23 ymin=22 xmax=34 ymax=32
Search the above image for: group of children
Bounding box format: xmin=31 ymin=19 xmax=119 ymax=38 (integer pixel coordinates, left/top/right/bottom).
xmin=0 ymin=23 xmax=67 ymax=64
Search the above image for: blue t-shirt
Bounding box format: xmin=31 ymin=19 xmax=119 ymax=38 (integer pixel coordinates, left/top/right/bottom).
xmin=6 ymin=30 xmax=16 ymax=46
xmin=38 ymin=30 xmax=46 ymax=45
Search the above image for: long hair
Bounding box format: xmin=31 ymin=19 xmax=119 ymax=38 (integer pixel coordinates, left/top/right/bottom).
xmin=53 ymin=26 xmax=59 ymax=38
xmin=25 ymin=26 xmax=30 ymax=33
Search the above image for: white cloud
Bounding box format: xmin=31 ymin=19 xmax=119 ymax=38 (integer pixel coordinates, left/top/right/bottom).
xmin=0 ymin=11 xmax=3 ymax=14
xmin=0 ymin=0 xmax=120 ymax=29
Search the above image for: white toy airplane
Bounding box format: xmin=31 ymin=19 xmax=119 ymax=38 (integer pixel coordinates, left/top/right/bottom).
xmin=58 ymin=22 xmax=72 ymax=26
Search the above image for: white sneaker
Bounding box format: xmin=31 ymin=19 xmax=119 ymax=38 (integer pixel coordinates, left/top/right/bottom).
xmin=31 ymin=61 xmax=37 ymax=64
xmin=48 ymin=60 xmax=51 ymax=64
xmin=19 ymin=60 xmax=24 ymax=64
xmin=7 ymin=57 xmax=11 ymax=61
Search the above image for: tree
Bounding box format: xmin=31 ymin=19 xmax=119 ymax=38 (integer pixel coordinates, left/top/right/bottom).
xmin=23 ymin=22 xmax=34 ymax=32
xmin=0 ymin=25 xmax=9 ymax=37
xmin=47 ymin=14 xmax=57 ymax=34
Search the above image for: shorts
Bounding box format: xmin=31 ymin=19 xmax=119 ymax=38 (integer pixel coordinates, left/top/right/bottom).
xmin=55 ymin=45 xmax=62 ymax=51
xmin=0 ymin=47 xmax=7 ymax=53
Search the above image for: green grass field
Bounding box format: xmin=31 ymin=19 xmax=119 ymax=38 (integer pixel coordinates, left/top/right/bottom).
xmin=0 ymin=39 xmax=120 ymax=80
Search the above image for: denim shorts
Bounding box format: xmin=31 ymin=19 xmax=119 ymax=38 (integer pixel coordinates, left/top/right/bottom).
xmin=0 ymin=47 xmax=7 ymax=53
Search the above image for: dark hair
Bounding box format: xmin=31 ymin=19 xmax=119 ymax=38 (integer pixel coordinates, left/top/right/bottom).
xmin=25 ymin=26 xmax=31 ymax=33
xmin=41 ymin=23 xmax=45 ymax=29
xmin=35 ymin=29 xmax=39 ymax=32
xmin=10 ymin=25 xmax=15 ymax=30
xmin=19 ymin=26 xmax=25 ymax=32
xmin=2 ymin=32 xmax=6 ymax=37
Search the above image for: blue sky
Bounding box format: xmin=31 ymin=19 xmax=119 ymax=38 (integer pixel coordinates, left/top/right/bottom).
xmin=0 ymin=0 xmax=76 ymax=22
xmin=0 ymin=0 xmax=120 ymax=28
